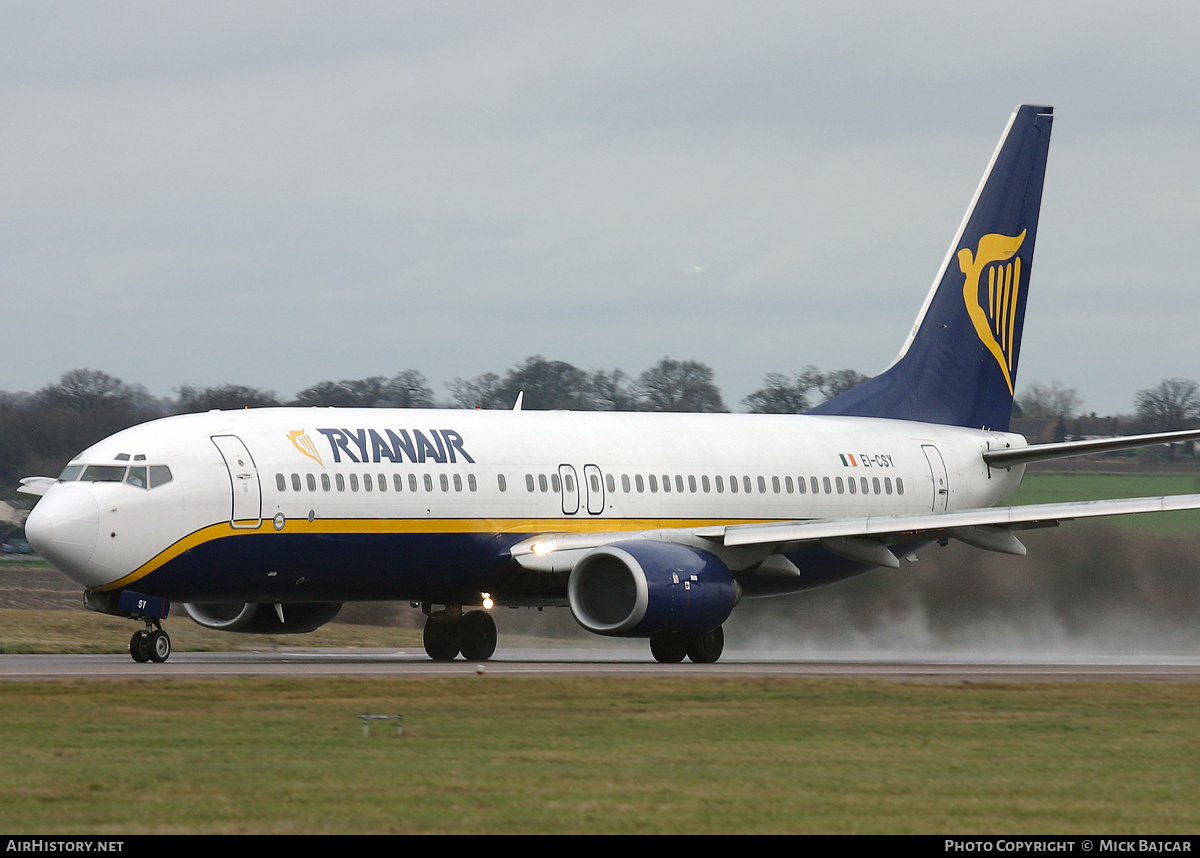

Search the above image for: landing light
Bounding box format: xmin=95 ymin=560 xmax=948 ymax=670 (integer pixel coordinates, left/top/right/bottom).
xmin=530 ymin=540 xmax=556 ymax=555
xmin=481 ymin=593 xmax=494 ymax=610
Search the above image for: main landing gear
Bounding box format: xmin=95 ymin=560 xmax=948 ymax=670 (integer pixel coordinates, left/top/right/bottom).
xmin=649 ymin=626 xmax=725 ymax=664
xmin=129 ymin=620 xmax=172 ymax=663
xmin=421 ymin=606 xmax=497 ymax=661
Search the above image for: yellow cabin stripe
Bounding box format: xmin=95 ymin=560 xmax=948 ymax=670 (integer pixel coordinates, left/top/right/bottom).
xmin=98 ymin=516 xmax=776 ymax=592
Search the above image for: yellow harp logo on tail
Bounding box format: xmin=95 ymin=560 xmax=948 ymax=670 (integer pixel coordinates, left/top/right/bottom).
xmin=958 ymin=230 xmax=1026 ymax=395
xmin=288 ymin=429 xmax=323 ymax=467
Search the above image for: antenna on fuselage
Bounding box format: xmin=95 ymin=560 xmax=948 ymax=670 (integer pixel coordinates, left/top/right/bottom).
xmin=513 ymin=391 xmax=524 ymax=411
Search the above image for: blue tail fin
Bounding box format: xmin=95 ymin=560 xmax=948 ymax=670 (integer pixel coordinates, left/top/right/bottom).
xmin=811 ymin=104 xmax=1054 ymax=431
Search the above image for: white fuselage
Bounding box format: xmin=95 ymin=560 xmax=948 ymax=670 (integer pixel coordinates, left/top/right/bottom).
xmin=26 ymin=407 xmax=1026 ymax=603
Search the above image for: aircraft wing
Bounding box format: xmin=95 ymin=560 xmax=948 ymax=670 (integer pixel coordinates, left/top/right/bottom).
xmin=511 ymin=494 xmax=1200 ymax=574
xmin=716 ymin=494 xmax=1200 ymax=566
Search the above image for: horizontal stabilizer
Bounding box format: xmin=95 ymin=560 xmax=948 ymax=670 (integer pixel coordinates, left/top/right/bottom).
xmin=984 ymin=428 xmax=1200 ymax=468
xmin=17 ymin=476 xmax=55 ymax=497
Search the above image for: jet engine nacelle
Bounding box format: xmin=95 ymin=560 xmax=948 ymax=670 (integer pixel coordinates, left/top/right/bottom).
xmin=183 ymin=601 xmax=343 ymax=634
xmin=567 ymin=541 xmax=739 ymax=637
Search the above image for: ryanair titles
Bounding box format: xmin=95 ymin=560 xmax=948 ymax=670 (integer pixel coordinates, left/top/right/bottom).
xmin=316 ymin=428 xmax=474 ymax=466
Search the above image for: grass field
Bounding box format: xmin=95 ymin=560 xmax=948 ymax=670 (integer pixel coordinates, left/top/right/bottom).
xmin=1 ymin=676 xmax=1199 ymax=834
xmin=1 ymin=469 xmax=1198 ymax=833
xmin=1007 ymin=471 xmax=1200 ymax=535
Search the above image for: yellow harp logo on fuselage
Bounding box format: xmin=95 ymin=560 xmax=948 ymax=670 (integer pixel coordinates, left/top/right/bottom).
xmin=288 ymin=429 xmax=323 ymax=467
xmin=958 ymin=230 xmax=1026 ymax=395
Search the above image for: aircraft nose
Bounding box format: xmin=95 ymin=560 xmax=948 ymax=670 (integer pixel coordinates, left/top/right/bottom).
xmin=25 ymin=486 xmax=100 ymax=584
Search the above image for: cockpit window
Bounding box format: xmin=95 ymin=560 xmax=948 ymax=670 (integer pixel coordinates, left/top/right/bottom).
xmin=149 ymin=466 xmax=173 ymax=488
xmin=58 ymin=463 xmax=173 ymax=489
xmin=81 ymin=465 xmax=127 ymax=482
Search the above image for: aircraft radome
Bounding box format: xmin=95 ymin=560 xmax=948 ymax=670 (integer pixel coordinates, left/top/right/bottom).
xmin=20 ymin=105 xmax=1200 ymax=664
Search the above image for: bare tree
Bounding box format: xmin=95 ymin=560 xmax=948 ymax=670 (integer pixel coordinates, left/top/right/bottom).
xmin=447 ymin=372 xmax=502 ymax=410
xmin=293 ymin=377 xmax=397 ymax=408
xmin=633 ymin=358 xmax=726 ymax=413
xmin=1135 ymin=378 xmax=1200 ymax=431
xmin=384 ymin=370 xmax=436 ymax=408
xmin=588 ymin=369 xmax=638 ymax=411
xmin=35 ymin=369 xmax=138 ymax=411
xmin=818 ymin=368 xmax=871 ymax=402
xmin=1015 ymin=380 xmax=1083 ymax=419
xmin=744 ymin=368 xmax=823 ymax=414
xmin=176 ymin=384 xmax=280 ymax=413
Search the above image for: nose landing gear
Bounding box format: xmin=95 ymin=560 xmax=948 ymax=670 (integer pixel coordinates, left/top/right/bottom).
xmin=129 ymin=621 xmax=172 ymax=663
xmin=83 ymin=589 xmax=174 ymax=664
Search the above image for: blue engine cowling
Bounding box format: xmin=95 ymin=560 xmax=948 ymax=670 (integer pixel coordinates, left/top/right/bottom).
xmin=567 ymin=541 xmax=740 ymax=637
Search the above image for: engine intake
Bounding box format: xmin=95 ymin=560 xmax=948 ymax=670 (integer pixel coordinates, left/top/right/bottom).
xmin=183 ymin=601 xmax=342 ymax=634
xmin=568 ymin=541 xmax=739 ymax=637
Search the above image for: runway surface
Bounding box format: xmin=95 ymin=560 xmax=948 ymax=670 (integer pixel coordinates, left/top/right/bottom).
xmin=5 ymin=648 xmax=1200 ymax=681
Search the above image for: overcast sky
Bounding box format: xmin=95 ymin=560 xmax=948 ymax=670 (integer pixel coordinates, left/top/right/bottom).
xmin=2 ymin=1 xmax=1198 ymax=416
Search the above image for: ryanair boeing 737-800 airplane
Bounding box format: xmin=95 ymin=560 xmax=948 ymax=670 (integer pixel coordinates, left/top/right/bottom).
xmin=19 ymin=105 xmax=1200 ymax=664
